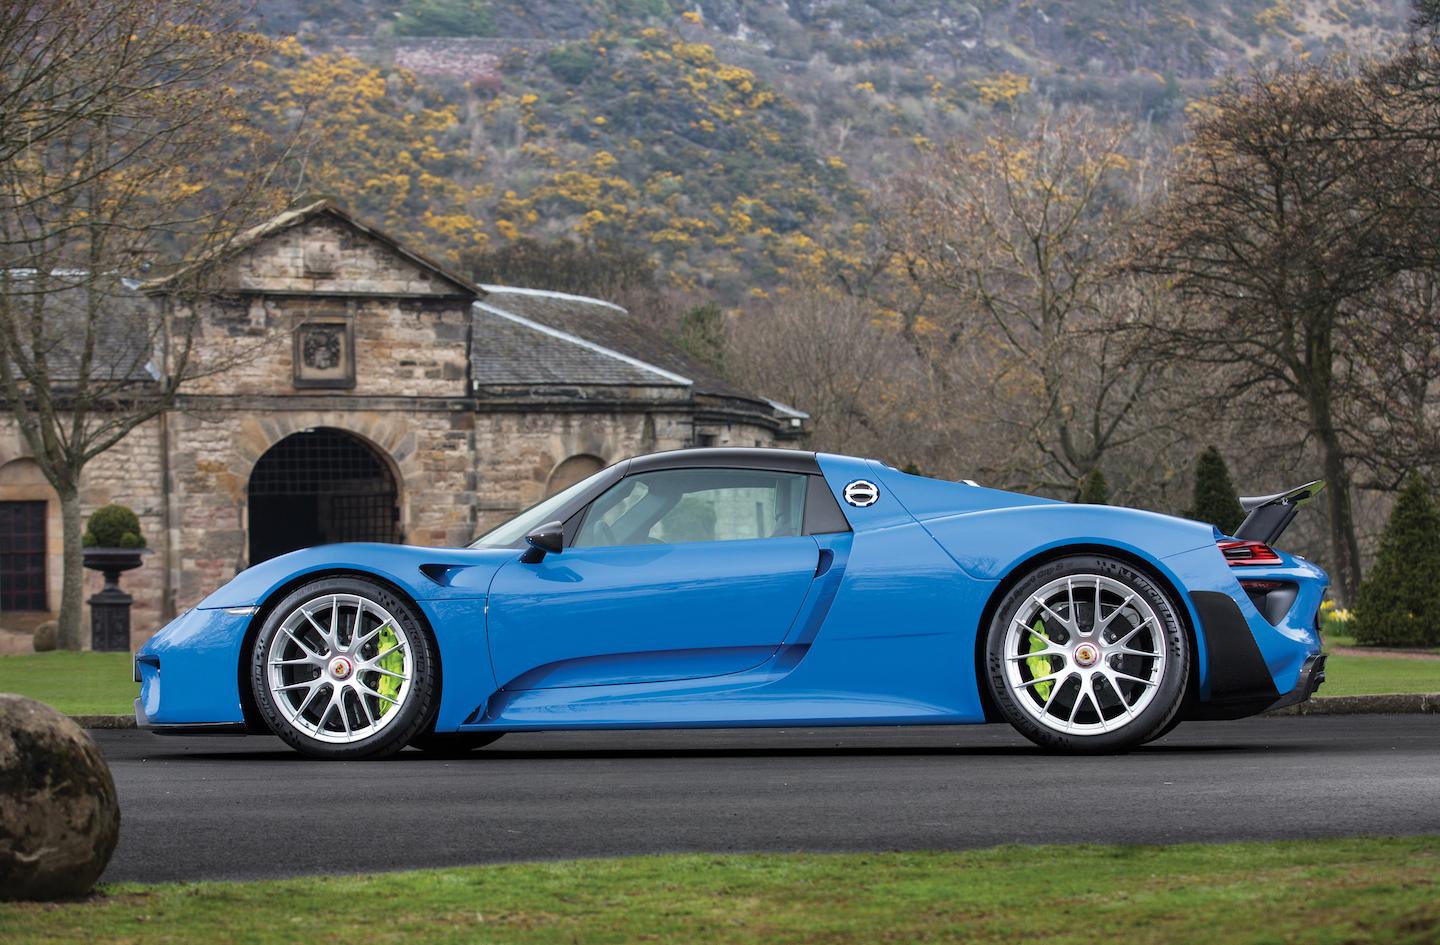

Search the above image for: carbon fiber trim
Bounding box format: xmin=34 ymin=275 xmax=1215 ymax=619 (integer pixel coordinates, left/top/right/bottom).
xmin=1188 ymin=590 xmax=1281 ymax=720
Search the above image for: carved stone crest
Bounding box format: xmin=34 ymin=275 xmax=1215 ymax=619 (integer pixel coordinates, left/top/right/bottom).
xmin=293 ymin=320 xmax=354 ymax=388
xmin=302 ymin=326 xmax=342 ymax=370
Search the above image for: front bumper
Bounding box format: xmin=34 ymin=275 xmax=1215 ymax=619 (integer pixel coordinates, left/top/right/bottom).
xmin=133 ymin=606 xmax=253 ymax=729
xmin=133 ymin=695 xmax=247 ymax=734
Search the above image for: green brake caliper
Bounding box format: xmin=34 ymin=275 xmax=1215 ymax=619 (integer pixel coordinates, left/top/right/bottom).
xmin=1026 ymin=618 xmax=1053 ymax=701
xmin=376 ymin=624 xmax=403 ymax=717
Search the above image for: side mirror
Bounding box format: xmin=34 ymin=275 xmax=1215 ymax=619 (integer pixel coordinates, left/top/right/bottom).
xmin=521 ymin=521 xmax=565 ymax=562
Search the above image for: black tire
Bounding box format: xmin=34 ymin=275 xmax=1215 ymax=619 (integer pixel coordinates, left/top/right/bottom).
xmin=984 ymin=554 xmax=1189 ymax=754
xmin=250 ymin=576 xmax=439 ymax=760
xmin=409 ymin=732 xmax=505 ymax=757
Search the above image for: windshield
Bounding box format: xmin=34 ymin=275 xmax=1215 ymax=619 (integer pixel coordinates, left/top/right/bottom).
xmin=469 ymin=468 xmax=610 ymax=547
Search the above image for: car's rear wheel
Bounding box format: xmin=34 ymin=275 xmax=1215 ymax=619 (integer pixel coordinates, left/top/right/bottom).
xmin=250 ymin=577 xmax=438 ymax=760
xmin=984 ymin=554 xmax=1188 ymax=753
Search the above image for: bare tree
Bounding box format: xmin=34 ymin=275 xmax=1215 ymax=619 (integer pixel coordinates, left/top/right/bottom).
xmin=726 ymin=290 xmax=927 ymax=460
xmin=880 ymin=113 xmax=1172 ymax=498
xmin=1134 ymin=63 xmax=1433 ymax=603
xmin=0 ymin=1 xmax=278 ymax=648
xmin=1343 ymin=272 xmax=1440 ymax=490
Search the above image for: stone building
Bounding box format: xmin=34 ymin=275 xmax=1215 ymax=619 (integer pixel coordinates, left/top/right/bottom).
xmin=0 ymin=201 xmax=804 ymax=650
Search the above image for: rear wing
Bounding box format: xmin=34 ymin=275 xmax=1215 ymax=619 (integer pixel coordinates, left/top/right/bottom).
xmin=1232 ymin=480 xmax=1325 ymax=545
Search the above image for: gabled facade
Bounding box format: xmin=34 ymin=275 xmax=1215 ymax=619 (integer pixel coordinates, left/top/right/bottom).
xmin=0 ymin=201 xmax=804 ymax=649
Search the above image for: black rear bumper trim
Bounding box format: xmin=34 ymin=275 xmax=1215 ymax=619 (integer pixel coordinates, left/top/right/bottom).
xmin=1266 ymin=653 xmax=1327 ymax=712
xmin=1187 ymin=590 xmax=1281 ymax=720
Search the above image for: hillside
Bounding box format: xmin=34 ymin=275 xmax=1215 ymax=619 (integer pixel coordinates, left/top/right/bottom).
xmin=240 ymin=0 xmax=1414 ymax=296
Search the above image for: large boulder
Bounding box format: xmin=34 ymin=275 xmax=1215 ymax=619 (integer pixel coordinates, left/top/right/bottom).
xmin=0 ymin=695 xmax=120 ymax=900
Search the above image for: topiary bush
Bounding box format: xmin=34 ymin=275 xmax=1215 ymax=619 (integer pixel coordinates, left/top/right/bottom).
xmin=1351 ymin=472 xmax=1440 ymax=647
xmin=82 ymin=504 xmax=145 ymax=550
xmin=1187 ymin=445 xmax=1245 ymax=534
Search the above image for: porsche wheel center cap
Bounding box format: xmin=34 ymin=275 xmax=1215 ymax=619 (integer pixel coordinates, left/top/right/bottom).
xmin=1073 ymin=643 xmax=1100 ymax=668
xmin=330 ymin=656 xmax=353 ymax=679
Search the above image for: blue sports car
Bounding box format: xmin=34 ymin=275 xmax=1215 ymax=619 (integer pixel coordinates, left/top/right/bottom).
xmin=134 ymin=448 xmax=1329 ymax=759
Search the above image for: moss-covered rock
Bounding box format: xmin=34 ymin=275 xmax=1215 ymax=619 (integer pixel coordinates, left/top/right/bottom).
xmin=0 ymin=695 xmax=120 ymax=900
xmin=30 ymin=621 xmax=57 ymax=653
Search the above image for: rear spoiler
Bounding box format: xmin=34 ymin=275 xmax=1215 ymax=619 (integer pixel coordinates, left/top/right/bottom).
xmin=1232 ymin=480 xmax=1325 ymax=545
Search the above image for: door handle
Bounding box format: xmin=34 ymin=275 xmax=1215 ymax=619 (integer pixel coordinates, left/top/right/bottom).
xmin=814 ymin=548 xmax=834 ymax=578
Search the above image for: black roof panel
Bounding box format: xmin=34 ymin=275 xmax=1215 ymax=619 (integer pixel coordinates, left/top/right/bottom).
xmin=627 ymin=447 xmax=820 ymax=475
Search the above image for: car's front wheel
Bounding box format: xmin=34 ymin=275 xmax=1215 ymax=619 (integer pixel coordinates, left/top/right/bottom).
xmin=250 ymin=577 xmax=438 ymax=760
xmin=984 ymin=555 xmax=1189 ymax=753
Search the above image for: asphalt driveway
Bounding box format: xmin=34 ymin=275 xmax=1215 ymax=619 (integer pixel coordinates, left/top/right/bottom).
xmin=95 ymin=714 xmax=1440 ymax=883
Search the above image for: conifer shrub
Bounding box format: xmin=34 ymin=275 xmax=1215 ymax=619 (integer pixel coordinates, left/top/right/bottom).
xmin=1351 ymin=473 xmax=1440 ymax=647
xmin=1078 ymin=468 xmax=1109 ymax=505
xmin=1187 ymin=446 xmax=1245 ymax=534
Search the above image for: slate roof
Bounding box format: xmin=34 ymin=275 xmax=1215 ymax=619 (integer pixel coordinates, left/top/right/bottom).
xmin=472 ymin=291 xmax=684 ymax=388
xmin=472 ymin=286 xmax=807 ymax=419
xmin=1 ymin=272 xmax=155 ymax=384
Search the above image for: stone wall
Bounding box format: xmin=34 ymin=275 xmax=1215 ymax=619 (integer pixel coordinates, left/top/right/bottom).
xmin=166 ymin=404 xmax=478 ymax=612
xmin=0 ymin=416 xmax=165 ymax=647
xmin=471 ymin=408 xmax=688 ymax=532
xmin=180 ymin=295 xmax=471 ymax=399
xmin=222 ymin=214 xmax=467 ymax=298
xmin=179 ymin=215 xmax=472 ymax=401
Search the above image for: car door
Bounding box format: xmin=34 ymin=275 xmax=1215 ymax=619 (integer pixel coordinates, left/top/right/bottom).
xmin=486 ymin=467 xmax=821 ymax=690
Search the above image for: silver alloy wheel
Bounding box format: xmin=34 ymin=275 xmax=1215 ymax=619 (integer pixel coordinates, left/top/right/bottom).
xmin=265 ymin=593 xmax=413 ymax=745
xmin=1002 ymin=574 xmax=1168 ymax=736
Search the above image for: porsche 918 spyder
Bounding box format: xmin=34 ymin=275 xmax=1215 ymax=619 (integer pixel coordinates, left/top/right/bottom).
xmin=134 ymin=448 xmax=1329 ymax=758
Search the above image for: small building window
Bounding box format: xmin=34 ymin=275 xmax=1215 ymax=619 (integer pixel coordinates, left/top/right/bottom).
xmin=0 ymin=501 xmax=47 ymax=611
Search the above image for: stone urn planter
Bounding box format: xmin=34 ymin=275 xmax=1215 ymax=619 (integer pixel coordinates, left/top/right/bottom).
xmin=81 ymin=504 xmax=148 ymax=653
xmin=82 ymin=548 xmax=147 ymax=652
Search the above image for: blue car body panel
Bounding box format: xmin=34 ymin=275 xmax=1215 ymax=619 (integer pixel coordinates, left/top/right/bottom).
xmin=486 ymin=536 xmax=821 ymax=690
xmin=136 ymin=449 xmax=1328 ymax=734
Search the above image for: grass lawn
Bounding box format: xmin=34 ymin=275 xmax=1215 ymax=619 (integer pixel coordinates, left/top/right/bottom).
xmin=0 ymin=651 xmax=136 ymax=715
xmin=1 ymin=838 xmax=1438 ymax=944
xmin=0 ymin=645 xmax=1436 ymax=717
xmin=1325 ymin=630 xmax=1440 ymax=656
xmin=1321 ymin=651 xmax=1440 ymax=697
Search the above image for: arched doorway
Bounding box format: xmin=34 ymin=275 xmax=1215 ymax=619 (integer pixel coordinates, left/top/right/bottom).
xmin=546 ymin=454 xmax=605 ymax=497
xmin=247 ymin=428 xmax=400 ymax=564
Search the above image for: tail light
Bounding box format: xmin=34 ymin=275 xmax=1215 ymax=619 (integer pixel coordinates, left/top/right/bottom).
xmin=1218 ymin=539 xmax=1283 ymax=565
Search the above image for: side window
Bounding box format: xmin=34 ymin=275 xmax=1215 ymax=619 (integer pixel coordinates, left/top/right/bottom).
xmin=574 ymin=469 xmax=807 ymax=547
